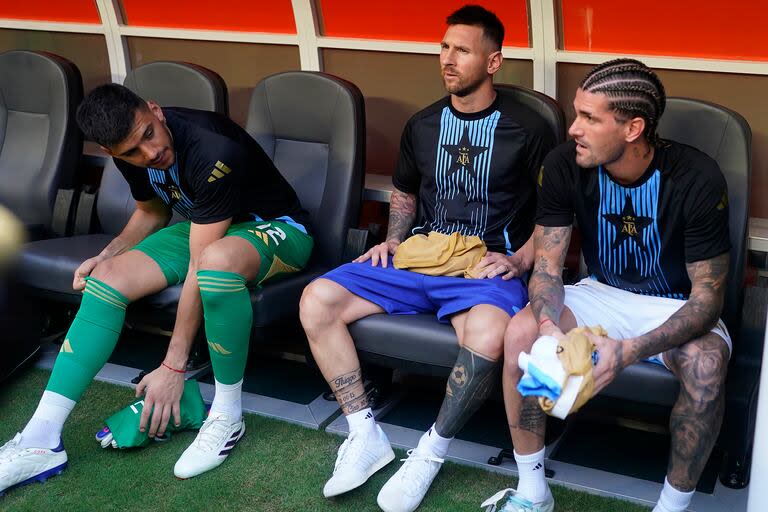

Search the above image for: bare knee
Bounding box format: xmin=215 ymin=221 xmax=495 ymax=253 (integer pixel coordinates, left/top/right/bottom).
xmin=198 ymin=241 xmax=258 ymax=278
xmin=300 ymin=279 xmax=346 ymax=337
xmin=462 ymin=315 xmax=506 ymax=360
xmin=503 ymin=307 xmax=539 ymax=379
xmin=90 ymin=258 xmax=129 ymax=295
xmin=198 ymin=245 xmax=234 ymax=272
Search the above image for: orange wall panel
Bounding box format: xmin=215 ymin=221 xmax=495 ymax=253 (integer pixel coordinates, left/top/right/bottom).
xmin=0 ymin=1 xmax=100 ymax=23
xmin=319 ymin=0 xmax=529 ymax=47
xmin=561 ymin=0 xmax=768 ymax=61
xmin=121 ymin=0 xmax=296 ymax=33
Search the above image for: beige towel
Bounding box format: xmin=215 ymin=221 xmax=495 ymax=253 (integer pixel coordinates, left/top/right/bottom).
xmin=393 ymin=231 xmax=487 ymax=278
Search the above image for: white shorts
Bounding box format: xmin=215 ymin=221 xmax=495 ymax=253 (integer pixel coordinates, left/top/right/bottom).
xmin=563 ymin=277 xmax=732 ymax=370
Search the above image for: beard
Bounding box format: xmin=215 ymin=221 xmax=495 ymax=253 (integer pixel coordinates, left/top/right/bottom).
xmin=443 ymin=72 xmax=485 ymax=98
xmin=576 ymin=141 xmax=626 ymax=168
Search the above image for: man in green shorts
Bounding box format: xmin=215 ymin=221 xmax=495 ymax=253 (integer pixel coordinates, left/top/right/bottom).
xmin=0 ymin=84 xmax=313 ymax=493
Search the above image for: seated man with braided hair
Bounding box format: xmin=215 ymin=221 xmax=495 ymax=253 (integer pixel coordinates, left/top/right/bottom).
xmin=0 ymin=84 xmax=313 ymax=493
xmin=484 ymin=59 xmax=732 ymax=512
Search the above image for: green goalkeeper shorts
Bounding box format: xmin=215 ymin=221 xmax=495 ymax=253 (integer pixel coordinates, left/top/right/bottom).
xmin=132 ymin=219 xmax=313 ymax=286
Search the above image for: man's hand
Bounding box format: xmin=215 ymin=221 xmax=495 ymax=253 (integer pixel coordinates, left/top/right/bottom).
xmin=585 ymin=331 xmax=628 ymax=394
xmin=73 ymin=255 xmax=108 ymax=290
xmin=353 ymin=239 xmax=401 ymax=268
xmin=135 ymin=364 xmax=185 ymax=437
xmin=471 ymin=252 xmax=526 ymax=280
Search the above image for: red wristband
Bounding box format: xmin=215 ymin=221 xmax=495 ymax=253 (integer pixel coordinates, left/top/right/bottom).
xmin=161 ymin=361 xmax=185 ymax=373
xmin=538 ymin=317 xmax=554 ymax=329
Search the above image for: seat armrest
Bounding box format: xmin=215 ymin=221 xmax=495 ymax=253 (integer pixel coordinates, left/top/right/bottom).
xmin=51 ymin=188 xmax=78 ymax=237
xmin=343 ymin=228 xmax=370 ymax=262
xmin=73 ymin=188 xmax=99 ymax=235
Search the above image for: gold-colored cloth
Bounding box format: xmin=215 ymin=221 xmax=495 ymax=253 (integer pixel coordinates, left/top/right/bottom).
xmin=393 ymin=231 xmax=487 ymax=278
xmin=539 ymin=325 xmax=607 ymax=416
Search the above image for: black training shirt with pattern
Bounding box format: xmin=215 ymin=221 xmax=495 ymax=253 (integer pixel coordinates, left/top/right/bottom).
xmin=536 ymin=139 xmax=730 ymax=298
xmin=393 ymin=88 xmax=556 ymax=254
xmin=115 ymin=107 xmax=310 ymax=230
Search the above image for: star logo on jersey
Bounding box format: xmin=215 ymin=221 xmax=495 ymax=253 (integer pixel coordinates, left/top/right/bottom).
xmin=602 ymin=195 xmax=653 ymax=251
xmin=441 ymin=126 xmax=488 ymax=178
xmin=154 ymin=174 xmax=182 ymax=207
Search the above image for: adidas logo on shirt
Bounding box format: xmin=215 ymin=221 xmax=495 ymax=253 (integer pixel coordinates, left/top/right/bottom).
xmin=207 ymin=160 xmax=232 ymax=182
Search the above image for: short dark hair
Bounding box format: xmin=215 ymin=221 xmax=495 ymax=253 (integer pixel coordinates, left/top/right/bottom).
xmin=580 ymin=58 xmax=667 ymax=145
xmin=446 ymin=5 xmax=504 ymax=50
xmin=76 ymin=84 xmax=147 ymax=147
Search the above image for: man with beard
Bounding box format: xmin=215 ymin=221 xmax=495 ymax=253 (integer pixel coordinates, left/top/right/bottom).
xmin=0 ymin=84 xmax=313 ymax=493
xmin=299 ymin=5 xmax=555 ymax=512
xmin=489 ymin=59 xmax=731 ymax=512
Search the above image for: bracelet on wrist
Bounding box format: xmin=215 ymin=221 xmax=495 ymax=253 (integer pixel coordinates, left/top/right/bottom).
xmin=538 ymin=317 xmax=554 ymax=329
xmin=161 ymin=361 xmax=185 ymax=374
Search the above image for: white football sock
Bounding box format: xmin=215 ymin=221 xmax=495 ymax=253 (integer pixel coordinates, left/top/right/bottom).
xmin=418 ymin=424 xmax=453 ymax=458
xmin=345 ymin=407 xmax=375 ymax=434
xmin=652 ymin=477 xmax=694 ymax=512
xmin=19 ymin=390 xmax=75 ymax=449
xmin=209 ymin=379 xmax=243 ymax=421
xmin=514 ymin=447 xmax=549 ymax=503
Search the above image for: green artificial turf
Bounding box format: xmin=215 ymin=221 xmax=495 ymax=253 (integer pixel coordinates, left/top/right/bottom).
xmin=0 ymin=369 xmax=649 ymax=511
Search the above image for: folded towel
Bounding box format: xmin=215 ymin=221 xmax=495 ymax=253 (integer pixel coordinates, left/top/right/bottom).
xmin=393 ymin=231 xmax=487 ymax=278
xmin=517 ymin=326 xmax=606 ymax=419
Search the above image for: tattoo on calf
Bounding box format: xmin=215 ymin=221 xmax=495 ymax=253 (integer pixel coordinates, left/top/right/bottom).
xmin=667 ymin=338 xmax=728 ymax=490
xmin=508 ymin=396 xmax=546 ymax=438
xmin=328 ymin=368 xmax=370 ymax=415
xmin=435 ymin=347 xmax=500 ymax=438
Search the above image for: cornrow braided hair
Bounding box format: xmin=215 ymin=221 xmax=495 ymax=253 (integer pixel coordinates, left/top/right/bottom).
xmin=580 ymin=58 xmax=667 ymax=146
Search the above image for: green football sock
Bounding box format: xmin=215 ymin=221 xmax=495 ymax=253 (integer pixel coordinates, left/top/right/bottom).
xmin=198 ymin=270 xmax=252 ymax=385
xmin=46 ymin=277 xmax=129 ymax=401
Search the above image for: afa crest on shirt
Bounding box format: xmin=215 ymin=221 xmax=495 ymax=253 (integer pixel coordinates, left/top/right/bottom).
xmin=441 ymin=126 xmax=488 ymax=178
xmin=602 ymin=195 xmax=653 ymax=251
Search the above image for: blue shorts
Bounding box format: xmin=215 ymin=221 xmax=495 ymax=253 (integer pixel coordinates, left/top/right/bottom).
xmin=321 ymin=257 xmax=528 ymax=323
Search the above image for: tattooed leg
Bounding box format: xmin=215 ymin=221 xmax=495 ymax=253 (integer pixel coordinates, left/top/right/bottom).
xmin=328 ymin=367 xmax=371 ymax=415
xmin=300 ymin=278 xmax=385 ymax=415
xmin=435 ymin=305 xmax=508 ymax=438
xmin=664 ymin=333 xmax=729 ymax=491
xmin=435 ymin=347 xmax=499 ymax=437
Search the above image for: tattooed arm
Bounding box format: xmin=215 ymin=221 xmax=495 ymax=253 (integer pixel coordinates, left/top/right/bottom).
xmin=353 ymin=189 xmax=417 ymax=267
xmin=385 ymin=189 xmax=418 ymax=242
xmin=623 ymin=252 xmax=730 ymax=364
xmin=529 ymin=224 xmax=573 ymax=335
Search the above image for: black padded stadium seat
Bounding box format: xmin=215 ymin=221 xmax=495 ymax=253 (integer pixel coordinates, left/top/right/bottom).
xmin=18 ymin=61 xmax=228 ymax=303
xmin=601 ymin=98 xmax=754 ymax=487
xmin=21 ymin=70 xmax=365 ymax=338
xmin=349 ymin=85 xmax=565 ymax=374
xmin=143 ymin=71 xmax=366 ymax=328
xmin=0 ymin=50 xmax=83 ymax=239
